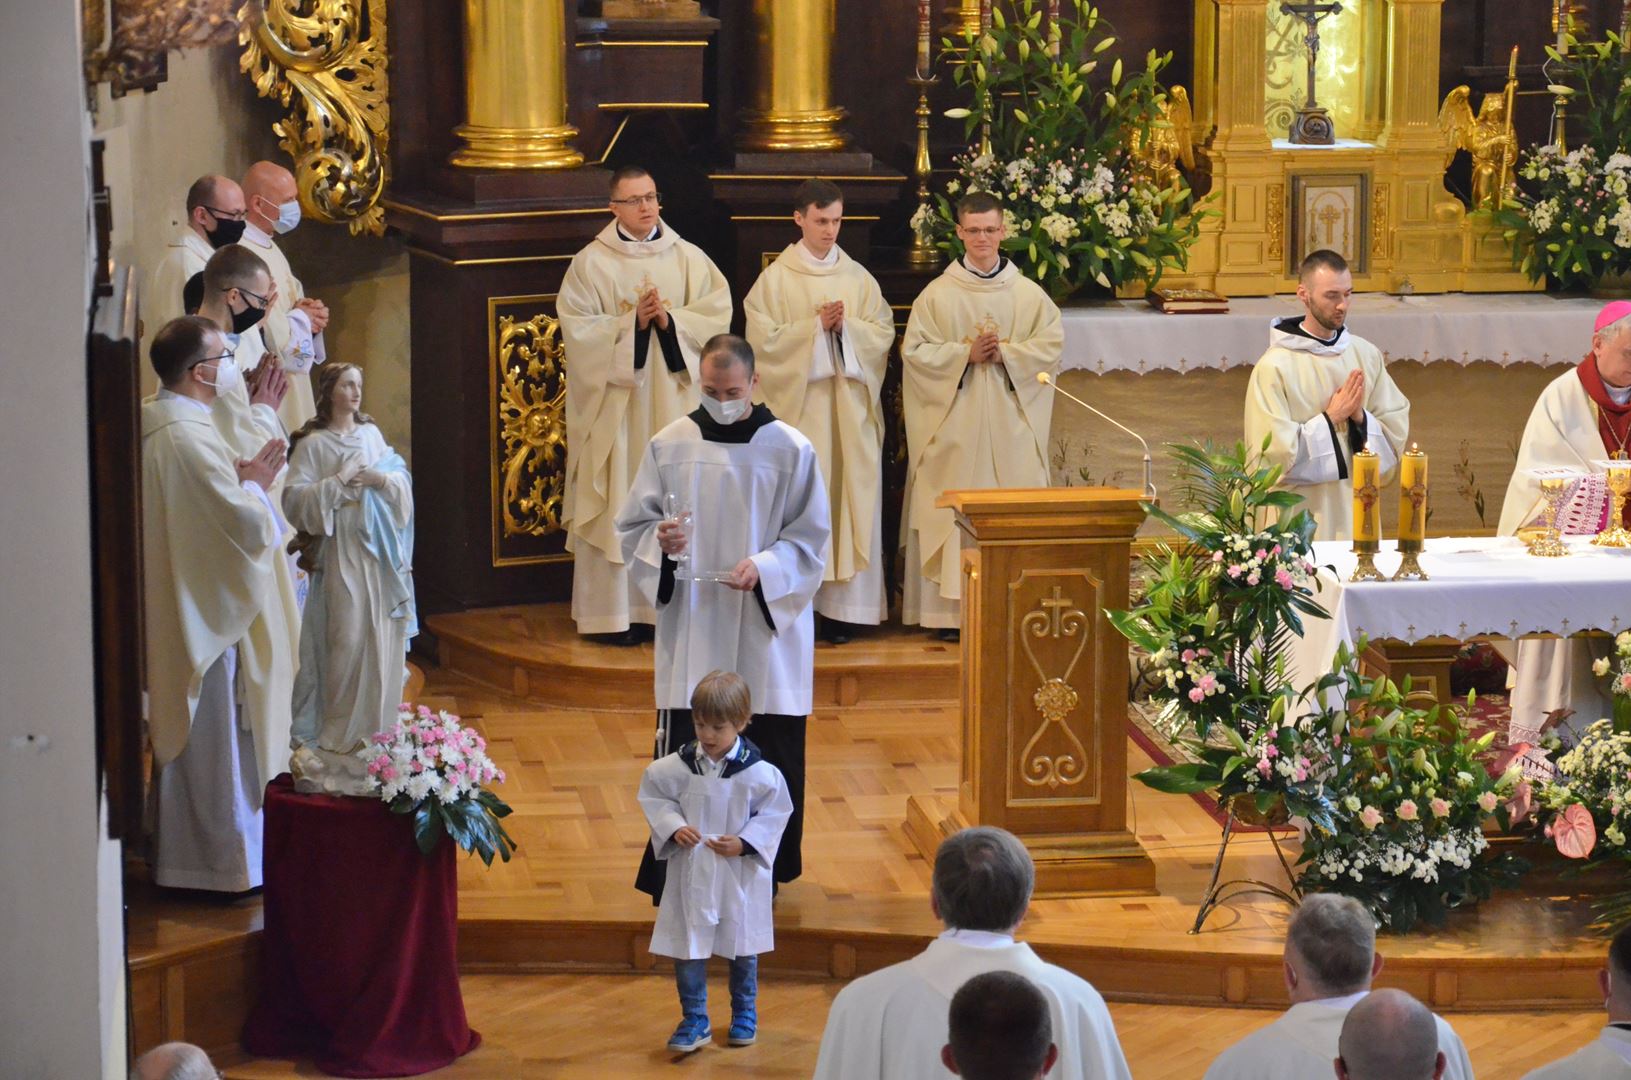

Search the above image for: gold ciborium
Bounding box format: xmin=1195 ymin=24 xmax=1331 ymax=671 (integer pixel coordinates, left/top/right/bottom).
xmin=1594 ymin=466 xmax=1631 ymax=548
xmin=1528 ymin=476 xmax=1571 ymax=557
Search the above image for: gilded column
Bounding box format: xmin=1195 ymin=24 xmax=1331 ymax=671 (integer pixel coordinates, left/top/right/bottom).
xmin=1380 ymin=0 xmax=1446 ymax=152
xmin=945 ymin=0 xmax=983 ymax=37
xmin=1210 ymin=0 xmax=1273 ymax=153
xmin=1352 ymin=0 xmax=1389 ymax=143
xmin=737 ymin=0 xmax=849 ymax=152
xmin=450 ymin=0 xmax=584 ymax=169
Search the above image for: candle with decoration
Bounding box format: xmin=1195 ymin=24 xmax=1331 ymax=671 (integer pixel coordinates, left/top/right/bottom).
xmin=1350 ymin=447 xmax=1384 ymax=580
xmin=1393 ymin=444 xmax=1429 ymax=580
xmin=916 ymin=0 xmax=932 ymax=78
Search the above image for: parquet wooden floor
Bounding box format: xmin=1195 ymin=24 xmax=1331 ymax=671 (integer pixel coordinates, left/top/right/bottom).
xmin=221 ymin=971 xmax=1606 ymax=1080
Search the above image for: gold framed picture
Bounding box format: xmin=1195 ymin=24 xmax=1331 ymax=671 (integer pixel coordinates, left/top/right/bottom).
xmin=1288 ymin=171 xmax=1371 ymax=275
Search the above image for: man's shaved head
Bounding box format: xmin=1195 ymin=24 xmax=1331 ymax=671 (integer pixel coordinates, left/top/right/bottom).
xmin=1336 ymin=989 xmax=1443 ymax=1080
xmin=242 ymin=160 xmax=296 ymax=204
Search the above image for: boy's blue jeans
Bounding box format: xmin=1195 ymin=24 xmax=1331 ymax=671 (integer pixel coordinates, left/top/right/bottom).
xmin=675 ymin=955 xmax=758 ymax=1025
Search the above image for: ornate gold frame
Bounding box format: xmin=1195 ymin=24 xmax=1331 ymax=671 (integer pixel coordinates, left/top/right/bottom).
xmin=238 ymin=0 xmax=390 ymax=236
xmin=488 ymin=294 xmax=572 ymax=569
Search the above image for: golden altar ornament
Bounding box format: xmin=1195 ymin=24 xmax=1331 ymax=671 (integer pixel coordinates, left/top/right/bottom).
xmin=1128 ymin=86 xmax=1196 ymax=191
xmin=1529 ymin=476 xmax=1573 ymax=557
xmin=1594 ymin=465 xmax=1631 ymax=548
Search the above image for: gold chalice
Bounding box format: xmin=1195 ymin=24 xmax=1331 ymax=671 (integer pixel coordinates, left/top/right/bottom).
xmin=1595 ymin=466 xmax=1631 ymax=548
xmin=1528 ymin=477 xmax=1571 ymax=557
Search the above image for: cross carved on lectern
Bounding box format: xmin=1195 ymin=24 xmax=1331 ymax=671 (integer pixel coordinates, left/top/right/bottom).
xmin=1281 ymin=1 xmax=1343 ymax=109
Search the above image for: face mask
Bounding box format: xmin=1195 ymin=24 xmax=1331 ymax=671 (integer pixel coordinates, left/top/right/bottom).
xmin=231 ymin=296 xmax=267 ymax=334
xmin=274 ymin=199 xmax=302 ymax=235
xmin=206 ymin=215 xmax=246 ymax=249
xmin=700 ymin=395 xmax=749 ymax=425
xmin=201 ymin=356 xmax=242 ymax=395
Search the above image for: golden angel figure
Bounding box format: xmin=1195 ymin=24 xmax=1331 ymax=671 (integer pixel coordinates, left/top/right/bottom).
xmin=1128 ymin=86 xmax=1196 ymax=191
xmin=1438 ymin=85 xmax=1517 ymax=211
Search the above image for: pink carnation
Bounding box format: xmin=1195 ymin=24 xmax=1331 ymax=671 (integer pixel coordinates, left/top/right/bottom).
xmin=1197 ymin=673 xmax=1218 ymax=693
xmin=1188 ymin=687 xmax=1206 ymax=703
xmin=1275 ymin=568 xmax=1295 ymax=589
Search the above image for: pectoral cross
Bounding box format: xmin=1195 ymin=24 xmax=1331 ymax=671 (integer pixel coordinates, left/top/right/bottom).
xmin=1281 ymin=1 xmax=1342 ymax=145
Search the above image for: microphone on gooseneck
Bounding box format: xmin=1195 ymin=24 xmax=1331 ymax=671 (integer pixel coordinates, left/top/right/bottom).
xmin=1036 ymin=371 xmax=1157 ymax=502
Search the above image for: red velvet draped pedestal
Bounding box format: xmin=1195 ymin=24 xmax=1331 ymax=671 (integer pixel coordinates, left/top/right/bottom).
xmin=242 ymin=775 xmax=480 ymax=1077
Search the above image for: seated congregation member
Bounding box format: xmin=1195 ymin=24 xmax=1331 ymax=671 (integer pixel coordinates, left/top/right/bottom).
xmin=1203 ymin=894 xmax=1472 ymax=1080
xmin=141 ymin=317 xmax=295 ymax=892
xmin=618 ymin=334 xmax=828 ymax=896
xmin=901 ymin=191 xmax=1062 ymax=638
xmin=147 ymin=174 xmax=247 ymax=333
xmin=813 ymin=827 xmax=1130 ymax=1080
xmin=1245 ymin=249 xmax=1410 ymax=540
xmin=637 ymin=670 xmax=793 ymax=1053
xmin=282 ymin=363 xmax=416 ymax=794
xmin=131 ymin=1040 xmax=217 ymax=1080
xmin=1496 ymin=299 xmax=1630 ymax=747
xmin=1336 ymin=989 xmax=1449 ymax=1080
xmin=944 ymin=971 xmax=1059 ymax=1080
xmin=1522 ymin=924 xmax=1631 ymax=1078
xmin=744 ymin=178 xmax=896 ymax=643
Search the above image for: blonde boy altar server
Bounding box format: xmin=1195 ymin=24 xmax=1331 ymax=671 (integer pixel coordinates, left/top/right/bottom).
xmin=745 ymin=178 xmax=895 ymax=642
xmin=901 ymin=191 xmax=1063 ymax=637
xmin=1245 ymin=249 xmax=1410 ymax=541
xmin=638 ymin=670 xmax=793 ymax=1054
xmin=238 ymin=160 xmax=329 ymax=431
xmin=559 ymin=165 xmax=733 ymax=644
xmin=142 ymin=317 xmax=297 ymax=892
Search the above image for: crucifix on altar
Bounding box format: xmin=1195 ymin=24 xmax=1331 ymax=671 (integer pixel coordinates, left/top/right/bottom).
xmin=1281 ymin=0 xmax=1343 ymax=145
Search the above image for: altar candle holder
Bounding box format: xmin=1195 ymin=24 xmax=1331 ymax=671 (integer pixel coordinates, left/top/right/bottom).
xmin=1594 ymin=465 xmax=1631 ymax=548
xmin=1350 ymin=447 xmax=1386 ymax=581
xmin=1392 ymin=445 xmax=1429 ymax=581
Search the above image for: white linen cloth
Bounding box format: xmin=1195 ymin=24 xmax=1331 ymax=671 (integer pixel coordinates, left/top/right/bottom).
xmin=1060 ymin=294 xmax=1598 ymax=375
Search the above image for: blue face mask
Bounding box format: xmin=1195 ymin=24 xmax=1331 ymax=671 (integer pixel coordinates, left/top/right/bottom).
xmin=274 ymin=199 xmax=302 ymax=235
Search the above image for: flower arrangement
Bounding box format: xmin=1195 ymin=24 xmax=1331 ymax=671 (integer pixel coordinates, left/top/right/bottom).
xmin=1109 ymin=439 xmax=1335 ymax=828
xmin=1532 ymin=719 xmax=1631 ymax=929
xmin=1591 ymin=631 xmax=1631 ymax=731
xmin=368 ymin=704 xmax=518 ymax=865
xmin=1494 ymin=34 xmax=1631 ymax=290
xmin=921 ymin=0 xmax=1202 ymax=298
xmin=1297 ymin=667 xmax=1526 ymax=932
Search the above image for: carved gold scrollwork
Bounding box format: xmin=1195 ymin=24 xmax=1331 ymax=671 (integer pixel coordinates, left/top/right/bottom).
xmin=238 ymin=0 xmax=389 ymax=236
xmin=86 ymin=0 xmax=240 ymax=96
xmin=497 ymin=313 xmax=568 ymax=538
xmin=1371 ymin=183 xmax=1389 ymax=260
xmin=1267 ymin=183 xmax=1286 ymax=266
xmin=1017 ymin=585 xmax=1092 ymax=790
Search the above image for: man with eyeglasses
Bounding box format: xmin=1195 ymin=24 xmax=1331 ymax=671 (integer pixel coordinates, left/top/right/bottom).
xmin=901 ymin=191 xmax=1063 ymax=639
xmin=141 ymin=317 xmax=297 ymax=893
xmin=146 ymin=175 xmax=249 ymax=357
xmin=559 ymin=165 xmax=733 ymax=644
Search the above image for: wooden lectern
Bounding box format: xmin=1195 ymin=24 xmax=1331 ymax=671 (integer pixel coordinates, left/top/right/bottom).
xmin=905 ymin=488 xmax=1157 ymax=897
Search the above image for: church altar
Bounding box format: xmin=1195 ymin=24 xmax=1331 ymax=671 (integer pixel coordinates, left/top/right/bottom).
xmin=1061 ymin=293 xmax=1601 ymax=375
xmin=1288 ymin=535 xmax=1631 ymax=694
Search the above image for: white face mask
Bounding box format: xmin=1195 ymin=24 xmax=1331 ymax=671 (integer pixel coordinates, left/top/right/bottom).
xmin=202 ymin=356 xmax=242 ymax=395
xmin=274 ymin=199 xmax=302 ymax=234
xmin=700 ymin=395 xmax=749 ymax=425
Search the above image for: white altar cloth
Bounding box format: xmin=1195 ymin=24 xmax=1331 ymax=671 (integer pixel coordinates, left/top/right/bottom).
xmin=1061 ymin=293 xmax=1598 ymax=375
xmin=1287 ymin=536 xmax=1631 ymax=692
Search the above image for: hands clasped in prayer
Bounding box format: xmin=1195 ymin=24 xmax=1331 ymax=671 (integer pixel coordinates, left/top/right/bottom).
xmin=1324 ymin=368 xmax=1366 ymax=426
xmin=294 ymin=296 xmax=329 ymax=334
xmin=656 ymin=518 xmax=761 ymax=591
xmin=968 ymin=328 xmax=1004 ymax=366
xmin=636 ymin=286 xmax=671 ymax=332
xmin=818 ymin=299 xmax=844 ymax=334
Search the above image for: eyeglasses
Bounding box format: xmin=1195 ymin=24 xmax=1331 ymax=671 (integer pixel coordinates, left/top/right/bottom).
xmin=188 ymin=350 xmax=235 ymax=370
xmin=226 ymin=285 xmax=271 ymax=308
xmin=610 ymin=193 xmax=663 ymax=208
xmin=202 ymin=205 xmax=246 ymax=222
xmin=959 ymin=226 xmax=1003 ymax=238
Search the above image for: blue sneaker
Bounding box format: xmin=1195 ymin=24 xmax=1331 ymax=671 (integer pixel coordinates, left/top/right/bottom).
xmin=667 ymin=1016 xmax=712 ymax=1053
xmin=727 ymin=1017 xmax=757 ymax=1046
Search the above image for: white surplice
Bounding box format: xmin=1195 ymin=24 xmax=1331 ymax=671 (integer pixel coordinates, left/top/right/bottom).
xmin=281 ymin=424 xmax=415 ymax=790
xmin=559 ymin=219 xmax=733 ymax=633
xmin=1498 ymin=366 xmax=1619 ymax=744
xmin=1201 ymin=993 xmax=1474 ymax=1080
xmin=1244 ymin=320 xmax=1411 ymax=541
xmin=900 ymin=259 xmax=1063 ymax=627
xmin=142 ymin=392 xmax=294 ymax=890
xmin=745 ymin=242 xmax=895 ymax=623
xmin=146 ymin=227 xmax=212 ymax=332
xmin=614 ymin=409 xmax=829 ymax=715
xmin=638 ymin=738 xmax=792 ymax=960
xmin=240 ymin=224 xmax=322 ymax=431
xmin=1523 ymin=1026 xmax=1631 ymax=1079
xmin=812 ymin=934 xmax=1132 ymax=1080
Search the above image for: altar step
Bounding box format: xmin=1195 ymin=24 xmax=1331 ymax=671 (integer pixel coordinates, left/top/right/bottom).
xmin=423 ymin=603 xmax=960 ymax=710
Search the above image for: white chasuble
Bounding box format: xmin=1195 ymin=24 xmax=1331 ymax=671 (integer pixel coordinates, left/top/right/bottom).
xmin=141 ymin=395 xmax=295 ymax=801
xmin=1202 ymin=997 xmax=1473 ymax=1080
xmin=900 ymin=259 xmax=1062 ymax=626
xmin=1523 ymin=1027 xmax=1631 ymax=1079
xmin=638 ymin=743 xmax=791 ymax=961
xmin=282 ymin=424 xmax=415 ymax=786
xmin=146 ymin=228 xmax=212 ymax=334
xmin=812 ymin=936 xmax=1132 ymax=1080
xmin=1498 ymin=367 xmax=1617 ymax=742
xmin=559 ymin=220 xmax=732 ymax=632
xmin=615 ymin=408 xmax=829 ymax=715
xmin=240 ymin=226 xmax=322 ymax=431
xmin=1244 ymin=322 xmax=1411 ymax=542
xmin=745 ymin=243 xmax=894 ymax=622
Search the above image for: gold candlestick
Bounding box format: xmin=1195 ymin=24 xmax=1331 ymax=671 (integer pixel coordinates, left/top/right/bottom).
xmin=1351 ymin=447 xmax=1385 ymax=581
xmin=1392 ymin=444 xmax=1428 ymax=580
xmin=906 ymin=75 xmax=942 ymax=270
xmin=1529 ymin=477 xmax=1572 ymax=557
xmin=1594 ymin=466 xmax=1631 ymax=547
